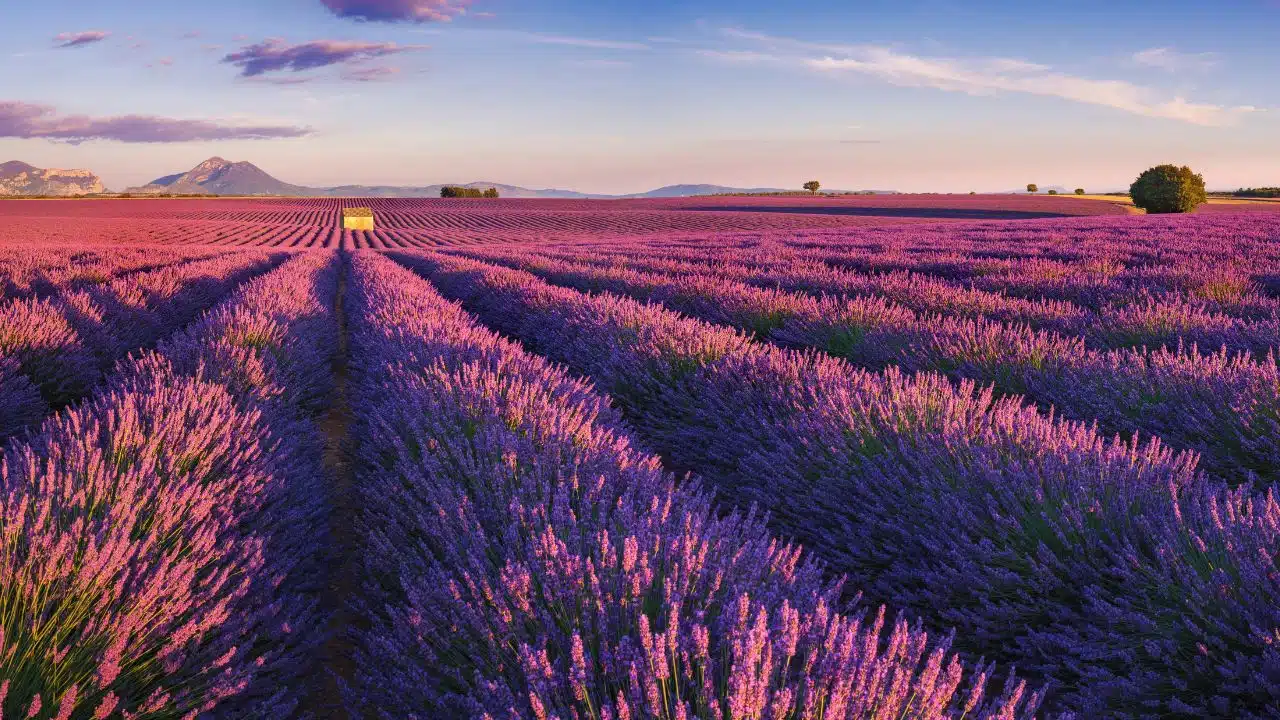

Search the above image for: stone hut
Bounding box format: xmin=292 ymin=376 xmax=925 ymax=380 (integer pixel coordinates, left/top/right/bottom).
xmin=342 ymin=207 xmax=375 ymax=231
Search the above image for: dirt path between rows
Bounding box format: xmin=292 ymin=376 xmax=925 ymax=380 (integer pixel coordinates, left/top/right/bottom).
xmin=306 ymin=252 xmax=357 ymax=718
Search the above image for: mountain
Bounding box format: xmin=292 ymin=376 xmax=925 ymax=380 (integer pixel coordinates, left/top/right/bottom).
xmin=125 ymin=160 xmax=590 ymax=198
xmin=0 ymin=161 xmax=106 ymax=196
xmin=125 ymin=157 xmax=311 ymax=196
xmin=124 ymin=157 xmax=892 ymax=199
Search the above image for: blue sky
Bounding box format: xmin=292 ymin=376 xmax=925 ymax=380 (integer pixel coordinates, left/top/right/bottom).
xmin=2 ymin=0 xmax=1277 ymax=193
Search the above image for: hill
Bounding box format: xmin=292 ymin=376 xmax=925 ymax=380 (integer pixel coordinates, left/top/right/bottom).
xmin=0 ymin=161 xmax=106 ymax=196
xmin=123 ymin=157 xmax=893 ymax=198
xmin=623 ymin=184 xmax=791 ymax=198
xmin=125 ymin=157 xmax=311 ymax=196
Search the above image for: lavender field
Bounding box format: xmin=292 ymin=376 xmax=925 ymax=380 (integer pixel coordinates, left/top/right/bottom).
xmin=1 ymin=198 xmax=1279 ymax=719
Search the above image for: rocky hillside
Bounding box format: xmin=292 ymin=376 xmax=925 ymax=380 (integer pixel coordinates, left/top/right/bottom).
xmin=0 ymin=161 xmax=106 ymax=196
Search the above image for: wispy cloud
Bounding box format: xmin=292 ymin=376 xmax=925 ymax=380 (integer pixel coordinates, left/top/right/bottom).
xmin=53 ymin=31 xmax=110 ymax=48
xmin=0 ymin=101 xmax=311 ymax=143
xmin=223 ymin=39 xmax=424 ymax=77
xmin=697 ymin=49 xmax=780 ymax=65
xmin=343 ymin=65 xmax=400 ymax=81
xmin=1132 ymin=47 xmax=1218 ymax=72
xmin=572 ymin=59 xmax=633 ymax=70
xmin=517 ymin=32 xmax=649 ymax=51
xmin=321 ymin=0 xmax=473 ymax=23
xmin=715 ymin=30 xmax=1256 ymax=126
xmin=250 ymin=76 xmax=317 ymax=86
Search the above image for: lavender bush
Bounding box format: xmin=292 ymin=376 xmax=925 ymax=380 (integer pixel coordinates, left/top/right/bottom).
xmin=398 ymin=249 xmax=1280 ymax=718
xmin=343 ymin=251 xmax=1043 ymax=719
xmin=0 ymin=250 xmax=337 ymax=718
xmin=458 ymin=247 xmax=1280 ymax=485
xmin=0 ymin=250 xmax=282 ymax=443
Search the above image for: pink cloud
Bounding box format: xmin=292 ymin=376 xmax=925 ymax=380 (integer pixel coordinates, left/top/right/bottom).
xmin=0 ymin=101 xmax=311 ymax=144
xmin=222 ymin=38 xmax=423 ymax=77
xmin=320 ymin=0 xmax=473 ymax=23
xmin=53 ymin=31 xmax=110 ymax=48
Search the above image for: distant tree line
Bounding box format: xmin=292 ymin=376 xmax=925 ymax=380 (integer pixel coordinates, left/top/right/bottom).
xmin=1230 ymin=187 xmax=1280 ymax=198
xmin=441 ymin=186 xmax=500 ymax=199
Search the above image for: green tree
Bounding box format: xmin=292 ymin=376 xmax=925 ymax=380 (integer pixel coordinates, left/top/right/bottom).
xmin=1026 ymin=184 xmax=1038 ymax=193
xmin=1075 ymin=188 xmax=1085 ymax=195
xmin=442 ymin=186 xmax=490 ymax=198
xmin=1047 ymin=189 xmax=1058 ymax=195
xmin=483 ymin=187 xmax=500 ymax=199
xmin=1129 ymin=165 xmax=1207 ymax=214
xmin=803 ymin=180 xmax=821 ymax=195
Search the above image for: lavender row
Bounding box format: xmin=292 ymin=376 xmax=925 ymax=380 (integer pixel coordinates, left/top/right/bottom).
xmin=778 ymin=235 xmax=1280 ymax=317
xmin=0 ymin=246 xmax=222 ymax=301
xmin=342 ymin=251 xmax=1042 ymax=719
xmin=0 ymin=250 xmax=283 ymax=442
xmin=525 ymin=243 xmax=1280 ymax=356
xmin=0 ymin=250 xmax=338 ymax=718
xmin=532 ymin=242 xmax=1089 ymax=331
xmin=460 ymin=248 xmax=1280 ymax=484
xmin=766 ymin=214 xmax=1280 ymax=284
xmin=395 ymin=250 xmax=1280 ymax=718
xmin=558 ymin=214 xmax=1280 ymax=308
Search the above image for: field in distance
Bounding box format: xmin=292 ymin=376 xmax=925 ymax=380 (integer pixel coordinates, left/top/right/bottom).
xmin=0 ymin=193 xmax=1151 ymax=249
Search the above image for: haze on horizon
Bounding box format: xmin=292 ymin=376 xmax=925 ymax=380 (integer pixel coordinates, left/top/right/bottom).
xmin=1 ymin=0 xmax=1277 ymax=195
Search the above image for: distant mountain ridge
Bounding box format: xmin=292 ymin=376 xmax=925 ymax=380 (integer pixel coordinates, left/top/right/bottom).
xmin=121 ymin=157 xmax=889 ymax=199
xmin=320 ymin=182 xmax=596 ymax=199
xmin=624 ymin=184 xmax=791 ymax=198
xmin=0 ymin=161 xmax=106 ymax=196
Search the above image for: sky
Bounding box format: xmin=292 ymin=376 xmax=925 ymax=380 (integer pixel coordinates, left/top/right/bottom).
xmin=1 ymin=0 xmax=1277 ymax=194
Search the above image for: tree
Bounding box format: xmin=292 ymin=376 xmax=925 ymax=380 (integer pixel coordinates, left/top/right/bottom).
xmin=803 ymin=180 xmax=821 ymax=195
xmin=442 ymin=186 xmax=497 ymax=199
xmin=1075 ymin=188 xmax=1085 ymax=195
xmin=1026 ymin=184 xmax=1039 ymax=193
xmin=1129 ymin=164 xmax=1206 ymax=214
xmin=1047 ymin=189 xmax=1058 ymax=195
